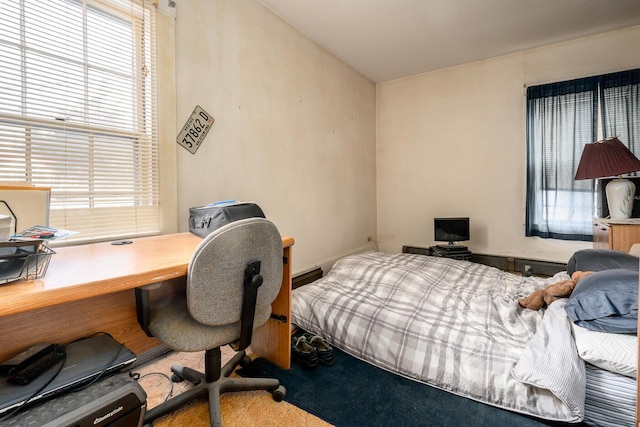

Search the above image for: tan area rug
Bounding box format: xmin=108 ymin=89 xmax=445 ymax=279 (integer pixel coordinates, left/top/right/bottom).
xmin=134 ymin=348 xmax=332 ymax=427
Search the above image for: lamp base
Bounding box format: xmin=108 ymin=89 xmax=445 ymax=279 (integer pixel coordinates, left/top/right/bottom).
xmin=606 ymin=178 xmax=635 ymax=219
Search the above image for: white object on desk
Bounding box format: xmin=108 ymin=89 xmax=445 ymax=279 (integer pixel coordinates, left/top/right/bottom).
xmin=0 ymin=185 xmax=50 ymax=233
xmin=0 ymin=214 xmax=11 ymax=242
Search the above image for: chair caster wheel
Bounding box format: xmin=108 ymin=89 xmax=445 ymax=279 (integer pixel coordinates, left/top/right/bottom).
xmin=240 ymin=355 xmax=252 ymax=367
xmin=171 ymin=373 xmax=184 ymax=383
xmin=272 ymin=385 xmax=286 ymax=402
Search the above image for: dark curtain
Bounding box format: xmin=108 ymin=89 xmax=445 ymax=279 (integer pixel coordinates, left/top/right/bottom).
xmin=525 ymin=77 xmax=598 ymax=241
xmin=526 ymin=69 xmax=640 ymax=241
xmin=600 ymin=69 xmax=640 ymax=152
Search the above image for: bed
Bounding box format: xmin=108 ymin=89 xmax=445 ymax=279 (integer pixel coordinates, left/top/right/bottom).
xmin=290 ymin=250 xmax=638 ymax=426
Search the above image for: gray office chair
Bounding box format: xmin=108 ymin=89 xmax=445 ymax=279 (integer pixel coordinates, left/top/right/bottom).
xmin=136 ymin=218 xmax=286 ymax=427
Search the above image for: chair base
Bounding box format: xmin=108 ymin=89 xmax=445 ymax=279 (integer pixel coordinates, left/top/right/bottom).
xmin=143 ymin=348 xmax=285 ymax=427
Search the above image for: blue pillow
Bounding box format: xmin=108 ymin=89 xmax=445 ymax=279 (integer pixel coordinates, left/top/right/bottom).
xmin=564 ymin=269 xmax=638 ymax=333
xmin=566 ymin=249 xmax=639 ymax=276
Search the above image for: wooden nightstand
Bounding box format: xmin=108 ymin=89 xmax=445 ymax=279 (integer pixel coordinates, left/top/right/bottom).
xmin=593 ymin=217 xmax=640 ymax=252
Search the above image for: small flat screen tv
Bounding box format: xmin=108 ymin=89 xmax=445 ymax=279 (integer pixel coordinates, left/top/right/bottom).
xmin=434 ymin=217 xmax=470 ymax=244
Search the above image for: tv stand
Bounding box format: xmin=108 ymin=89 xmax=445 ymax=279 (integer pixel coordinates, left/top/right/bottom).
xmin=429 ymin=245 xmax=472 ymax=260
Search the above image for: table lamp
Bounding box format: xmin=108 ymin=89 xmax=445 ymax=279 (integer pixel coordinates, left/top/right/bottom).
xmin=575 ymin=137 xmax=640 ymax=219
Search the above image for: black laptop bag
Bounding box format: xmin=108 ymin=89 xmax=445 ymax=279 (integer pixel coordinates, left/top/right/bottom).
xmin=188 ymin=202 xmax=265 ymax=238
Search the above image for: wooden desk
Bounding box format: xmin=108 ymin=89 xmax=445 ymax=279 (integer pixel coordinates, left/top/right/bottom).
xmin=0 ymin=232 xmax=294 ymax=369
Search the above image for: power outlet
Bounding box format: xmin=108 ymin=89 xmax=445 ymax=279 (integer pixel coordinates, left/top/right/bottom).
xmin=523 ymin=265 xmax=533 ymax=277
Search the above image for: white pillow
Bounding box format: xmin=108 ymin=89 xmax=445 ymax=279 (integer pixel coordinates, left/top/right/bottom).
xmin=572 ymin=323 xmax=637 ymax=378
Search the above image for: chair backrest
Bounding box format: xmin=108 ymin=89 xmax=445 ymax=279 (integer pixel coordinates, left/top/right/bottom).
xmin=187 ymin=217 xmax=283 ymax=326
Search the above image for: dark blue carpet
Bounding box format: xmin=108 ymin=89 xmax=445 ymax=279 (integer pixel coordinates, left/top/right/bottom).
xmin=239 ymin=342 xmax=587 ymax=427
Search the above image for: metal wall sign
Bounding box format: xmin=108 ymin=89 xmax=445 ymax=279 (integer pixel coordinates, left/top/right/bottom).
xmin=177 ymin=105 xmax=214 ymax=154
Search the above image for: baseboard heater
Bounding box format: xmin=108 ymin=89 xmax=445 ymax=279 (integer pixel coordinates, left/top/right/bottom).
xmin=292 ymin=267 xmax=323 ymax=289
xmin=402 ymin=245 xmax=566 ymax=277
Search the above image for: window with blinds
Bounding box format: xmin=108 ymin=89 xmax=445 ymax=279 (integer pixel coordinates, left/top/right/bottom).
xmin=0 ymin=0 xmax=160 ymax=244
xmin=526 ymin=69 xmax=640 ymax=241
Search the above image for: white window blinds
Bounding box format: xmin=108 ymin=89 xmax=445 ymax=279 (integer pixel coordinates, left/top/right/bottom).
xmin=0 ymin=0 xmax=160 ymax=244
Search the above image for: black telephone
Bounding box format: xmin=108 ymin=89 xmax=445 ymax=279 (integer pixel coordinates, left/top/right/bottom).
xmin=0 ymin=343 xmax=66 ymax=385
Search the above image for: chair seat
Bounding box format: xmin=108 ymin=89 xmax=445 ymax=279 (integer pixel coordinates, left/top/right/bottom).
xmin=148 ymin=295 xmax=272 ymax=352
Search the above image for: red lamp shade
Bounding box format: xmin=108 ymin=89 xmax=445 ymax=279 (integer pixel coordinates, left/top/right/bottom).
xmin=575 ymin=137 xmax=640 ymax=180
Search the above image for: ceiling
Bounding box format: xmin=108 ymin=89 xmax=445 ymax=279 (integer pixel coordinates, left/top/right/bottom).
xmin=256 ymin=0 xmax=640 ymax=83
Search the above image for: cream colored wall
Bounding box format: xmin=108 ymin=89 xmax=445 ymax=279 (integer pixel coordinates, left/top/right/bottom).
xmin=376 ymin=26 xmax=640 ymax=262
xmin=173 ymin=0 xmax=377 ymax=274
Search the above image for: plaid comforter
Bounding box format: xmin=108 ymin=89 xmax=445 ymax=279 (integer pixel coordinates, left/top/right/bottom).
xmin=291 ymin=251 xmax=584 ymax=422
